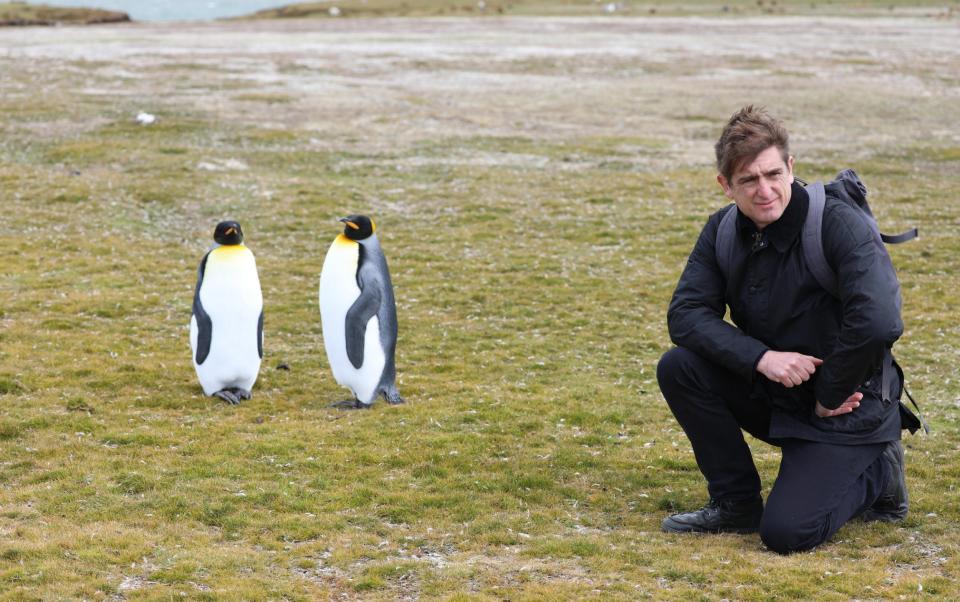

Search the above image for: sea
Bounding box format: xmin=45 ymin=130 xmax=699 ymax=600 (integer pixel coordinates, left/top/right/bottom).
xmin=24 ymin=0 xmax=299 ymax=21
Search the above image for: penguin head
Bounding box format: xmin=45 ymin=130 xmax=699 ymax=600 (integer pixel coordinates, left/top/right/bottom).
xmin=213 ymin=220 xmax=244 ymax=246
xmin=339 ymin=215 xmax=376 ymax=241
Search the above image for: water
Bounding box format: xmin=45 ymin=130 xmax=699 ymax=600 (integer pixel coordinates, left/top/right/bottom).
xmin=24 ymin=0 xmax=298 ymax=21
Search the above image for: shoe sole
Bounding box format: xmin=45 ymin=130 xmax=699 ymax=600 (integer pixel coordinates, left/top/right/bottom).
xmin=661 ymin=518 xmax=760 ymax=534
xmin=861 ymin=508 xmax=908 ymax=523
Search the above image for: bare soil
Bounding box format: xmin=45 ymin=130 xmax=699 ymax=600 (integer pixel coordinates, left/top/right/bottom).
xmin=3 ymin=16 xmax=957 ymax=168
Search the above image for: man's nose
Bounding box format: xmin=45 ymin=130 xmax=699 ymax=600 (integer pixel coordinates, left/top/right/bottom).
xmin=757 ymin=177 xmax=775 ymax=198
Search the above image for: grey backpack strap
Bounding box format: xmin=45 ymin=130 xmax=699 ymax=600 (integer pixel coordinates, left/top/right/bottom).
xmin=802 ymin=182 xmax=839 ymax=298
xmin=715 ymin=204 xmax=738 ymax=283
xmin=880 ymin=228 xmax=919 ymax=244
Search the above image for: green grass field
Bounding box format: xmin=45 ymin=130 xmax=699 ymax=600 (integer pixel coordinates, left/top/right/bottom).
xmin=1 ymin=9 xmax=959 ymax=601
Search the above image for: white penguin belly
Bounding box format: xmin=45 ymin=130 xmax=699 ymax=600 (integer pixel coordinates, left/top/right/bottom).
xmin=320 ymin=237 xmax=386 ymax=404
xmin=192 ymin=246 xmax=263 ymax=396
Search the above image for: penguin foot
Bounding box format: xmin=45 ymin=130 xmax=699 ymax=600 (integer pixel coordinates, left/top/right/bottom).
xmin=328 ymin=399 xmax=371 ymax=410
xmin=383 ymin=391 xmax=406 ymax=405
xmin=230 ymin=388 xmax=252 ymax=401
xmin=214 ymin=389 xmax=241 ymax=405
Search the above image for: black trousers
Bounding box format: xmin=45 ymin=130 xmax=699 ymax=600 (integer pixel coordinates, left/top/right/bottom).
xmin=657 ymin=347 xmax=890 ymax=554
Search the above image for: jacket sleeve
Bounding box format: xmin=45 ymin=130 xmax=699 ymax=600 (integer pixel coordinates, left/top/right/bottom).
xmin=667 ymin=209 xmax=770 ymax=380
xmin=814 ymin=203 xmax=904 ymax=409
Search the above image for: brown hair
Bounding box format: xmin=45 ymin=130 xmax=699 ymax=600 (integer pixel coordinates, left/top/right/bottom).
xmin=715 ymin=105 xmax=790 ymax=181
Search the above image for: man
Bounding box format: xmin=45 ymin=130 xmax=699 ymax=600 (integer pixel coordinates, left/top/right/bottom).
xmin=657 ymin=105 xmax=912 ymax=554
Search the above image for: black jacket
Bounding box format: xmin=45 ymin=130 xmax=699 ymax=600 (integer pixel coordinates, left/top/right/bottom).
xmin=667 ymin=183 xmax=903 ymax=443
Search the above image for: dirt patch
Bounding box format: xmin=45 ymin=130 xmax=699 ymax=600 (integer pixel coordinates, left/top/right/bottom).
xmin=1 ymin=16 xmax=957 ymax=167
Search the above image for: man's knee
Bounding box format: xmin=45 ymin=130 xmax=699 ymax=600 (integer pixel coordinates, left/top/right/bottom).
xmin=759 ymin=513 xmax=829 ymax=555
xmin=657 ymin=347 xmax=698 ymax=392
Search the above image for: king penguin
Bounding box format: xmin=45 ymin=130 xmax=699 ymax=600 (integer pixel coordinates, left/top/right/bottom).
xmin=190 ymin=220 xmax=264 ymax=405
xmin=319 ymin=215 xmax=404 ymax=409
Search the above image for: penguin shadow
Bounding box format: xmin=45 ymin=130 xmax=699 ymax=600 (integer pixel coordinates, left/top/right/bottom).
xmin=327 ymin=391 xmax=406 ymax=411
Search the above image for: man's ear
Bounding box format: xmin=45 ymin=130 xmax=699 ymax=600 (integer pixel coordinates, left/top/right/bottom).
xmin=787 ymin=155 xmax=795 ymax=185
xmin=717 ymin=174 xmax=733 ymax=199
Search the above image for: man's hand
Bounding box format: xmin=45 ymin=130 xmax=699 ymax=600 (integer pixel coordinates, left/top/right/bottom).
xmin=756 ymin=351 xmax=823 ymax=388
xmin=815 ymin=392 xmax=863 ymax=418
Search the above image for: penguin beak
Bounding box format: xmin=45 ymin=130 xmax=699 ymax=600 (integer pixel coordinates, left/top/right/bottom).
xmin=225 ymin=227 xmax=237 ymax=236
xmin=339 ymin=218 xmax=360 ymax=230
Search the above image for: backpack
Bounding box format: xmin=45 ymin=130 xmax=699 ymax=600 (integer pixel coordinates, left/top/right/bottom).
xmin=714 ymin=169 xmax=928 ymax=434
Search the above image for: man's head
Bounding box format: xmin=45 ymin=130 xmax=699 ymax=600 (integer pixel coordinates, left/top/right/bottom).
xmin=715 ymin=105 xmax=795 ymax=230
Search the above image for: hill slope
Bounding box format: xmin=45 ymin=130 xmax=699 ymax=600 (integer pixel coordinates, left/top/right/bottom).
xmin=0 ymin=2 xmax=130 ymax=25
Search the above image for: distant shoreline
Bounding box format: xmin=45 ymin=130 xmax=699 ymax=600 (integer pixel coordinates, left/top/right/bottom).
xmin=0 ymin=2 xmax=129 ymax=26
xmin=1 ymin=0 xmax=954 ymax=26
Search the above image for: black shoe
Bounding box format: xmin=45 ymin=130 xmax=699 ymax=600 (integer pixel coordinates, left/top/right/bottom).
xmin=661 ymin=497 xmax=763 ymax=534
xmin=862 ymin=440 xmax=908 ymax=523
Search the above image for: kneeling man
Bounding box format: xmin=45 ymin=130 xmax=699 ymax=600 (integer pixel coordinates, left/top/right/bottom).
xmin=658 ymin=105 xmax=917 ymax=554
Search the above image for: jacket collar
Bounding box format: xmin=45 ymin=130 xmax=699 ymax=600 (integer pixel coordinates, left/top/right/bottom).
xmin=735 ymin=182 xmax=808 ymax=252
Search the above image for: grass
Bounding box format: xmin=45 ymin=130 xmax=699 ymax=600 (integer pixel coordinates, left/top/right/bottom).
xmin=1 ymin=8 xmax=959 ymax=601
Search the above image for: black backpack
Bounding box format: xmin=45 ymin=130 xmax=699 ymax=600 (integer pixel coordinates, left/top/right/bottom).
xmin=714 ymin=169 xmax=928 ymax=434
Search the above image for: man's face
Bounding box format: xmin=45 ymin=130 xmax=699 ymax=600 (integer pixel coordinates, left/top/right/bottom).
xmin=717 ymin=145 xmax=794 ymax=230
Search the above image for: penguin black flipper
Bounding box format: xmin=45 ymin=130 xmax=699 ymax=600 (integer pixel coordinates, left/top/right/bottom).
xmin=257 ymin=310 xmax=264 ymax=359
xmin=344 ymin=284 xmax=382 ymax=370
xmin=192 ymin=252 xmax=213 ymax=365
